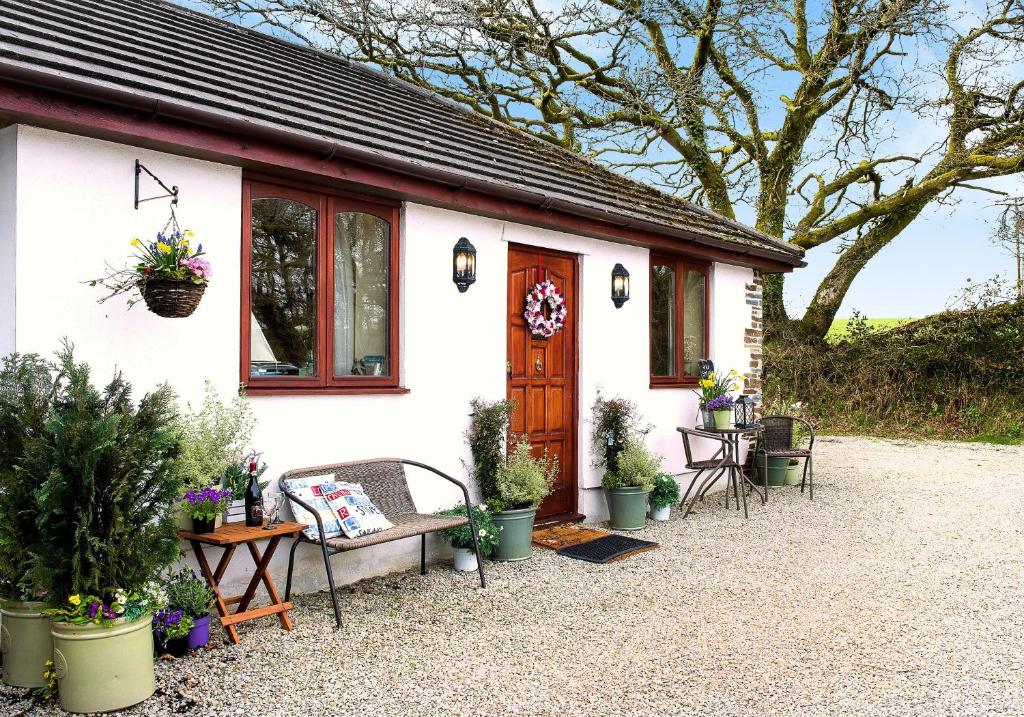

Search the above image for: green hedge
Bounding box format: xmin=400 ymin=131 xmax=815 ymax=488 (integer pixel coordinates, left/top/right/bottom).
xmin=765 ymin=301 xmax=1024 ymax=443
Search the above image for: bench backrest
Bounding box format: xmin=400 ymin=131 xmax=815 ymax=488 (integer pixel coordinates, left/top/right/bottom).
xmin=280 ymin=459 xmax=416 ymax=517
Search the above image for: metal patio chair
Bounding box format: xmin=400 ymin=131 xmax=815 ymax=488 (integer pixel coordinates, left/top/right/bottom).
xmin=677 ymin=426 xmax=748 ymax=519
xmin=756 ymin=415 xmax=816 ymax=499
xmin=279 ymin=458 xmax=485 ymax=628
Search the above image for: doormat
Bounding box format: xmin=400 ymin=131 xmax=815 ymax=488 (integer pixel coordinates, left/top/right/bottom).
xmin=532 ymin=524 xmax=609 ymax=551
xmin=556 ymin=534 xmax=659 ymax=564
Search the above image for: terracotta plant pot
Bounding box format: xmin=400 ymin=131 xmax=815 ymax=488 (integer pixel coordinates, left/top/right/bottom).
xmin=51 ymin=613 xmax=155 ymax=713
xmin=0 ymin=599 xmax=52 ymax=688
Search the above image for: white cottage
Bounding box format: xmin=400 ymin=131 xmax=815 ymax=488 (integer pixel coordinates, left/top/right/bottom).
xmin=0 ymin=0 xmax=803 ymax=592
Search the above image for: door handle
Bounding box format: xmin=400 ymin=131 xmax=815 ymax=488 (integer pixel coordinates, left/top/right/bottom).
xmin=506 ymin=361 xmax=512 ymax=376
xmin=534 ymin=356 xmax=543 ymax=373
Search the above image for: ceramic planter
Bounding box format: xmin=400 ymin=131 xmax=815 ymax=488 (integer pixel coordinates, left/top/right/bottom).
xmin=755 ymin=454 xmax=790 ymax=487
xmin=186 ymin=614 xmax=210 ymax=650
xmin=712 ymin=409 xmax=732 ymax=430
xmin=606 ymin=486 xmax=650 ymax=531
xmin=784 ymin=459 xmax=803 ymax=486
xmin=51 ymin=613 xmax=155 ymax=714
xmin=491 ymin=507 xmax=537 ymax=561
xmin=0 ymin=599 xmax=52 ymax=688
xmin=452 ymin=547 xmax=479 ymax=572
xmin=698 ymin=406 xmax=715 ymax=429
xmin=650 ymin=504 xmax=671 ymax=521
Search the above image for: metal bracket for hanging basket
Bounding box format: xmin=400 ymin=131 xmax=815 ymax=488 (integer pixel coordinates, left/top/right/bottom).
xmin=134 ymin=160 xmax=179 ymax=209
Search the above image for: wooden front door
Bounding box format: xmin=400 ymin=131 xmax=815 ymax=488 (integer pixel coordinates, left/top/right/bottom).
xmin=507 ymin=245 xmax=578 ymax=521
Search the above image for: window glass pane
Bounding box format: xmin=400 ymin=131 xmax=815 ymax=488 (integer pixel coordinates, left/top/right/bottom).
xmin=682 ymin=268 xmax=706 ymax=376
xmin=334 ymin=212 xmax=390 ymax=377
xmin=249 ymin=198 xmax=317 ymax=378
xmin=650 ymin=264 xmax=676 ymax=376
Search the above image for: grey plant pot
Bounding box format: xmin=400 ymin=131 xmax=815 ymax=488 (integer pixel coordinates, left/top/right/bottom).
xmin=491 ymin=507 xmax=537 ymax=561
xmin=605 ymin=486 xmax=650 ymax=531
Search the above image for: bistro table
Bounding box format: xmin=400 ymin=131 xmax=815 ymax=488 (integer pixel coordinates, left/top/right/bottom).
xmin=690 ymin=423 xmax=765 ymax=514
xmin=178 ymin=520 xmax=305 ymax=645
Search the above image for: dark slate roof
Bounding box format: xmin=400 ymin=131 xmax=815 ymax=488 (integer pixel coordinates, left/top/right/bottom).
xmin=0 ymin=0 xmax=803 ymax=266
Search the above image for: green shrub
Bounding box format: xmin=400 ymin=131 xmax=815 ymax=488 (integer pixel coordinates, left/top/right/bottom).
xmin=602 ymin=436 xmax=660 ymax=492
xmin=465 ymin=397 xmax=516 ymax=503
xmin=589 ymin=391 xmax=647 ymax=470
xmin=436 ymin=503 xmax=500 ymax=557
xmin=494 ymin=439 xmax=557 ymax=511
xmin=165 ymin=568 xmax=214 ymax=619
xmin=0 ymin=353 xmax=56 ymax=600
xmin=649 ymin=474 xmax=680 ymax=509
xmin=765 ymin=301 xmax=1024 ymax=443
xmin=28 ymin=346 xmax=182 ymax=602
xmin=175 ymin=382 xmax=255 ymax=492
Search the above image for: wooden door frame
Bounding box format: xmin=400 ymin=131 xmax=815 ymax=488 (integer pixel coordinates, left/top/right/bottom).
xmin=507 ymin=242 xmax=583 ymax=524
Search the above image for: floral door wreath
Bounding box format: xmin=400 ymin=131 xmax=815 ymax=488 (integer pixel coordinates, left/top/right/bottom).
xmin=524 ymin=279 xmax=567 ymax=338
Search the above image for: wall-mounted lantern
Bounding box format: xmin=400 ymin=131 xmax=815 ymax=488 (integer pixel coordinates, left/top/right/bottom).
xmin=611 ymin=263 xmax=630 ymax=308
xmin=452 ymin=237 xmax=477 ymax=293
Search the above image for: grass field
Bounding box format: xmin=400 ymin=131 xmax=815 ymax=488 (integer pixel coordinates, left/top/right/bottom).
xmin=826 ymin=317 xmax=913 ymax=343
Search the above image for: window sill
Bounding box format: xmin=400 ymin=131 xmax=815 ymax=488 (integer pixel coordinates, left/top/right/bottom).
xmin=244 ymin=386 xmax=410 ymax=396
xmin=649 ymin=380 xmax=700 ymax=390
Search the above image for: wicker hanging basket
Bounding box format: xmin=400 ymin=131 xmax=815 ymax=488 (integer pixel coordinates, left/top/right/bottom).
xmin=139 ymin=279 xmax=206 ymax=318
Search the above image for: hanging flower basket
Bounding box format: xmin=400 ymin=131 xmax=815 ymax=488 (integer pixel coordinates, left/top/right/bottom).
xmin=140 ymin=279 xmax=206 ymax=318
xmin=88 ymin=209 xmax=211 ymax=319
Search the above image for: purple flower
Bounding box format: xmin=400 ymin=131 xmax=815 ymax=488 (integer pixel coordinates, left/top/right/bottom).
xmin=706 ymin=395 xmax=735 ymax=411
xmin=87 ymin=601 xmax=100 ymax=618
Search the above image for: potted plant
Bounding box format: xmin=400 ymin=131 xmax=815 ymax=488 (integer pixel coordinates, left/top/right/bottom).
xmin=89 ymin=222 xmax=211 ymax=317
xmin=28 ymin=346 xmax=181 ymax=714
xmin=602 ymin=437 xmax=659 ymax=531
xmin=179 ymin=486 xmax=233 ymax=533
xmin=174 ymin=382 xmax=256 ymax=526
xmin=490 ymin=439 xmax=557 ymax=561
xmin=590 ymin=391 xmax=647 ymax=475
xmin=707 ymin=394 xmax=735 ymax=429
xmin=649 ymin=474 xmax=680 ymax=521
xmin=151 ymin=607 xmax=194 ymax=657
xmin=436 ymin=504 xmax=500 ymax=571
xmin=695 ymin=370 xmax=741 ymax=429
xmin=165 ymin=569 xmax=215 ymax=651
xmin=0 ymin=352 xmax=55 ymax=688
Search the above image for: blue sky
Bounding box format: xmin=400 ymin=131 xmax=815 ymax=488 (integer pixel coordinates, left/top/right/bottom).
xmin=180 ymin=0 xmax=1022 ymax=320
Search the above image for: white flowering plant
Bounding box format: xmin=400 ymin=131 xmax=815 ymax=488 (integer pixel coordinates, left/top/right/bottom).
xmin=435 ymin=503 xmax=500 ymax=557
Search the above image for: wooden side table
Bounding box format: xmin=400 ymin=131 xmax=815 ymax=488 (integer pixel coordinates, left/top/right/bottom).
xmin=178 ymin=521 xmax=306 ymax=645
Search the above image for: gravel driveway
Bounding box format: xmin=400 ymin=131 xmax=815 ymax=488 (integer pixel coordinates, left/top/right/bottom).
xmin=5 ymin=436 xmax=1023 ymax=717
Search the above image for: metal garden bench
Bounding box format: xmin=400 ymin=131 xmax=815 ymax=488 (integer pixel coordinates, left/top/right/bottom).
xmin=279 ymin=458 xmax=485 ymax=628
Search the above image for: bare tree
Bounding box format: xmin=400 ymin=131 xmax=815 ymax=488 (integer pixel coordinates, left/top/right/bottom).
xmin=993 ymin=198 xmax=1024 ymax=297
xmin=206 ymin=0 xmax=1024 ymax=340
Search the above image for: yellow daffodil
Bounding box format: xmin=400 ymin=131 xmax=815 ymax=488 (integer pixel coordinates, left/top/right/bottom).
xmin=184 ymin=229 xmax=195 ymax=238
xmin=130 ymin=238 xmax=141 ymax=247
xmin=68 ymin=594 xmax=81 ymax=606
xmin=181 ymin=239 xmax=190 ymax=248
xmin=732 ymin=384 xmax=741 ymax=391
xmin=156 ymin=241 xmax=171 ymax=254
xmin=708 ymin=372 xmax=716 ymax=380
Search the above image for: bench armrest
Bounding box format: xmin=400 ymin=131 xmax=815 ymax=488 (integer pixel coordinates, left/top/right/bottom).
xmin=277 ymin=476 xmax=328 ymax=544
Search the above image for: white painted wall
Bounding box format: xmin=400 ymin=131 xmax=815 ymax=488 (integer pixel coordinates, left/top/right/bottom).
xmin=0 ymin=126 xmax=17 ymax=357
xmin=8 ymin=126 xmax=756 ymax=595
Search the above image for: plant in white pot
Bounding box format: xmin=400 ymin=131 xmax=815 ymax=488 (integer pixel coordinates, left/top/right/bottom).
xmin=0 ymin=352 xmax=56 ymax=689
xmin=602 ymin=437 xmax=660 ymax=531
xmin=28 ymin=346 xmax=181 ymax=714
xmin=649 ymin=474 xmax=680 ymax=521
xmin=435 ymin=504 xmax=500 ymax=571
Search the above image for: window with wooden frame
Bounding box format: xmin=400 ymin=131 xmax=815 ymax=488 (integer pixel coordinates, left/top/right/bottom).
xmin=649 ymin=256 xmax=709 ymax=387
xmin=241 ymin=179 xmax=403 ymax=394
